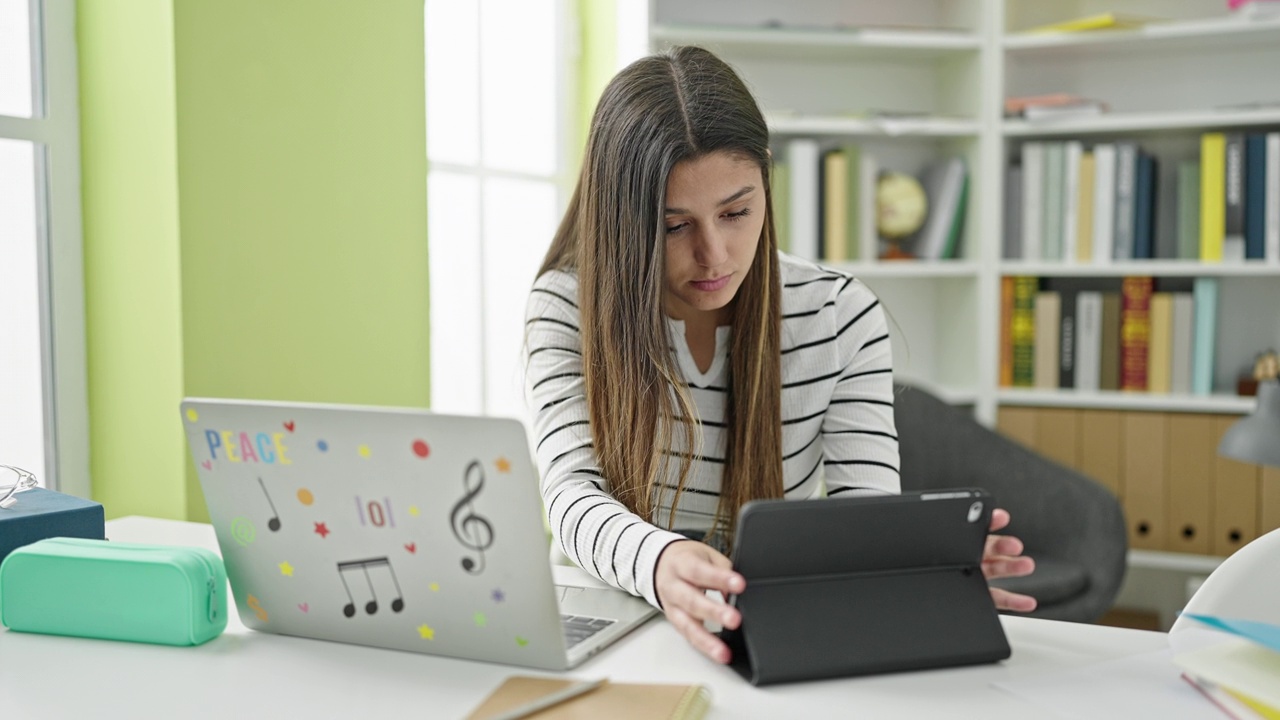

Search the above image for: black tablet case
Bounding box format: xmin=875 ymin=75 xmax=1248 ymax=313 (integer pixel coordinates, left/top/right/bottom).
xmin=719 ymin=490 xmax=1011 ymax=685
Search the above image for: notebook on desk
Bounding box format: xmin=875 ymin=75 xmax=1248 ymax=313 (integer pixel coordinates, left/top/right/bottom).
xmin=179 ymin=397 xmax=657 ymax=670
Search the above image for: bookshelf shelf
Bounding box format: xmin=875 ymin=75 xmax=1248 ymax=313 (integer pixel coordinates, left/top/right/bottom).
xmin=1004 ymin=14 xmax=1280 ymax=55
xmin=651 ymin=24 xmax=981 ymax=61
xmin=832 ymin=261 xmax=980 ymax=279
xmin=768 ymin=114 xmax=980 ymax=138
xmin=1003 ymin=107 xmax=1280 ymax=137
xmin=996 ymin=389 xmax=1256 ymax=414
xmin=1127 ymin=549 xmax=1224 ymax=574
xmin=999 ymin=261 xmax=1280 ymax=278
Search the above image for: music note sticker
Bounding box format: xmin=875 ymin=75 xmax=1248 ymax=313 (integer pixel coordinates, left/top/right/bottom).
xmin=450 ymin=461 xmax=495 ymax=574
xmin=336 ymin=557 xmax=405 ymax=618
xmin=258 ymin=477 xmax=281 ymax=531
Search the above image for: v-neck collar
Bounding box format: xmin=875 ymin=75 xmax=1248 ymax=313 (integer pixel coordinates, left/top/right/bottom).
xmin=666 ymin=317 xmax=730 ymax=388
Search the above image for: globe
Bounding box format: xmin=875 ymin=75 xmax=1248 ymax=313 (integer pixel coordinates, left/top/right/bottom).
xmin=876 ymin=172 xmax=928 ymax=240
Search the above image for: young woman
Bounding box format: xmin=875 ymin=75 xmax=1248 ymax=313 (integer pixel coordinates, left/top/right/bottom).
xmin=524 ymin=46 xmax=1035 ymax=664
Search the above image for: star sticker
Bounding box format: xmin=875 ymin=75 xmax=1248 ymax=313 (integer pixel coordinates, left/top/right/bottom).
xmin=495 ymin=457 xmax=511 ymax=473
xmin=429 ymin=583 xmax=440 ymax=592
xmin=278 ymin=561 xmax=294 ymax=577
xmin=492 ymin=589 xmax=505 ymax=603
xmin=314 ymin=522 xmax=330 ymax=539
xmin=417 ymin=624 xmax=435 ymax=640
xmin=474 ymin=612 xmax=487 ymax=627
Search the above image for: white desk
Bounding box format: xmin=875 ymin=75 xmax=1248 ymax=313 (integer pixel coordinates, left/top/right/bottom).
xmin=1 ymin=517 xmax=1178 ymax=719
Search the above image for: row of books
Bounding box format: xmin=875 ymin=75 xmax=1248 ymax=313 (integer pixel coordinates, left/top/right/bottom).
xmin=774 ymin=138 xmax=968 ymax=262
xmin=1178 ymin=615 xmax=1280 ymax=720
xmin=1004 ymin=131 xmax=1280 ymax=263
xmin=999 ymin=276 xmax=1219 ymax=394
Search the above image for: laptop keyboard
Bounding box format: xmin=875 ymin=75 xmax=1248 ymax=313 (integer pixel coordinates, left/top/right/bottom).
xmin=560 ymin=614 xmax=616 ymax=649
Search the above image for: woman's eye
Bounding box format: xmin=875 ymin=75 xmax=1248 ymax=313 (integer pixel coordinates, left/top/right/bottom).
xmin=666 ymin=222 xmax=688 ymax=235
xmin=725 ymin=208 xmax=752 ymax=221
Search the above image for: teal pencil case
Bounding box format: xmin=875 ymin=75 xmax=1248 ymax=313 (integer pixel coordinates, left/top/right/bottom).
xmin=0 ymin=537 xmax=227 ymax=646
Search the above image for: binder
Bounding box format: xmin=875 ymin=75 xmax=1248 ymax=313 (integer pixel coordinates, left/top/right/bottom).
xmin=1261 ymin=466 xmax=1280 ymax=536
xmin=1034 ymin=292 xmax=1061 ymax=389
xmin=1147 ymin=293 xmax=1174 ymax=394
xmin=1213 ymin=416 xmax=1260 ymax=556
xmin=1079 ymin=410 xmax=1123 ymax=498
xmin=1122 ymin=412 xmax=1168 ymax=550
xmin=997 ymin=407 xmax=1039 ymax=450
xmin=1035 ymin=408 xmax=1080 ymax=470
xmin=1166 ymin=414 xmax=1217 ymax=554
xmin=786 ymin=138 xmax=821 ymax=260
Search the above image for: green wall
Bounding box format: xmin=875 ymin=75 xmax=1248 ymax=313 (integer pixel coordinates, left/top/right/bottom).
xmin=80 ymin=0 xmax=430 ymax=522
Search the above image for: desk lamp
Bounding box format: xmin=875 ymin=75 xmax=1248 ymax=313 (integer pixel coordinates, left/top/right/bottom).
xmin=1218 ymin=379 xmax=1280 ymax=468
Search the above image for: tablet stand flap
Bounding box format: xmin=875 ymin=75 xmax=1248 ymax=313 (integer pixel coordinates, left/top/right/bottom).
xmin=723 ymin=566 xmax=1011 ymax=686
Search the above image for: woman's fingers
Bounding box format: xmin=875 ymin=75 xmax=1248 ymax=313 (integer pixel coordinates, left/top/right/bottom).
xmin=983 ymin=554 xmax=1035 ymax=580
xmin=672 ymin=547 xmax=744 ymax=596
xmin=666 ymin=606 xmax=732 ymax=664
xmin=985 ymin=533 xmax=1024 ymax=558
xmin=990 ymin=586 xmax=1038 ymax=613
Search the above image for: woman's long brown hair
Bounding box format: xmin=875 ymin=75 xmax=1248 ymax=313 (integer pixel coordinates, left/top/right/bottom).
xmin=537 ymin=46 xmax=782 ymax=546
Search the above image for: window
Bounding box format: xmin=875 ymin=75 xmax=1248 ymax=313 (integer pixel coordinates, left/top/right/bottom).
xmin=0 ymin=0 xmax=87 ymax=494
xmin=425 ymin=0 xmax=573 ymax=422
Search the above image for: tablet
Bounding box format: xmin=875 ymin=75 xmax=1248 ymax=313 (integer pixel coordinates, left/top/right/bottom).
xmin=719 ymin=489 xmax=1011 ymax=685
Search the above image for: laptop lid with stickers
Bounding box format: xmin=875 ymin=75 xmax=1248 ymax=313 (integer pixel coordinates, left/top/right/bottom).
xmin=180 ymin=397 xmax=588 ymax=670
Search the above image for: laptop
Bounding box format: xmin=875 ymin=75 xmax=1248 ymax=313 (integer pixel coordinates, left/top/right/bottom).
xmin=179 ymin=397 xmax=657 ymax=670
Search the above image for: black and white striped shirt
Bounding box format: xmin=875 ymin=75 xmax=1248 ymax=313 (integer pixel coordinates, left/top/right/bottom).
xmin=524 ymin=252 xmax=900 ymax=608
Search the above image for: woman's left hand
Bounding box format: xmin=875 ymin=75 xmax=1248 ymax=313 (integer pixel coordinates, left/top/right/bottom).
xmin=984 ymin=508 xmax=1037 ymax=612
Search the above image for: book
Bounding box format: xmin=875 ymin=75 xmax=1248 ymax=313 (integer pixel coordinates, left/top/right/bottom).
xmin=1225 ymin=133 xmax=1248 ymax=261
xmin=1112 ymin=143 xmax=1139 ymax=260
xmin=1004 ymin=93 xmax=1097 ymax=116
xmin=1202 ymin=133 xmax=1227 ymax=262
xmin=787 ymin=138 xmax=821 ymax=260
xmin=1011 ymin=276 xmax=1038 ymax=387
xmin=1099 ymin=292 xmax=1122 ymax=391
xmin=1000 ymin=276 xmax=1015 ymax=387
xmin=1077 ymin=151 xmax=1096 ymax=262
xmin=1181 ymin=672 xmax=1277 ymax=720
xmin=823 ymin=148 xmax=849 ymax=262
xmin=1191 ymin=277 xmax=1219 ymax=395
xmin=1170 ymin=293 xmax=1194 ymax=395
xmin=1246 ymin=133 xmax=1268 ymax=260
xmin=858 ymin=152 xmax=879 ymax=261
xmin=1023 ymin=13 xmax=1158 ymax=34
xmin=1023 ymin=101 xmax=1108 ymax=121
xmin=1059 ymin=285 xmax=1078 ymax=389
xmin=1062 ymin=141 xmax=1083 ymax=263
xmin=771 ymin=160 xmax=791 ymax=254
xmin=1147 ymin=293 xmax=1173 ymax=394
xmin=1043 ymin=143 xmax=1066 ymax=261
xmin=1034 ymin=291 xmax=1061 ymax=389
xmin=1092 ymin=144 xmax=1117 ymax=264
xmin=1075 ymin=291 xmax=1103 ymax=392
xmin=1022 ymin=143 xmax=1044 ymax=261
xmin=1004 ymin=165 xmax=1023 ymax=260
xmin=1177 ymin=161 xmax=1201 ymax=260
xmin=1172 ymin=640 xmax=1280 ymax=714
xmin=1120 ymin=276 xmax=1153 ymax=391
xmin=464 ymin=676 xmax=712 ymax=720
xmin=1269 ymin=133 xmax=1280 ymax=261
xmin=842 ymin=143 xmax=862 ymax=260
xmin=913 ymin=157 xmax=967 ymax=260
xmin=1132 ymin=152 xmax=1157 ymax=260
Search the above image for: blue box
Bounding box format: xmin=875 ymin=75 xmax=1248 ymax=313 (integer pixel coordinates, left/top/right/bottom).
xmin=0 ymin=488 xmax=105 ymax=565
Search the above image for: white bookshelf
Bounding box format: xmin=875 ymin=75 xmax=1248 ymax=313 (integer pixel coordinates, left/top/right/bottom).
xmin=647 ymin=0 xmax=1280 ymax=422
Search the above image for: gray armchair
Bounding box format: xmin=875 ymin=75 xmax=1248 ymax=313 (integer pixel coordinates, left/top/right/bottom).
xmin=893 ymin=384 xmax=1128 ymax=623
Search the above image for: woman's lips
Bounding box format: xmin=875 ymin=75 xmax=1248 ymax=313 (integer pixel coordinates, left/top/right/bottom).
xmin=690 ymin=275 xmax=731 ymax=292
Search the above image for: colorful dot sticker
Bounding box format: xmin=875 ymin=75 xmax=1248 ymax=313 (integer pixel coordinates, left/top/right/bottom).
xmin=495 ymin=457 xmax=511 ymax=473
xmin=417 ymin=624 xmax=435 ymax=640
xmin=412 ymin=440 xmax=430 ymax=458
xmin=474 ymin=613 xmax=487 ymax=627
xmin=278 ymin=561 xmax=294 ymax=577
xmin=430 ymin=583 xmax=440 ymax=592
xmin=358 ymin=444 xmax=371 ymax=459
xmin=185 ymin=409 xmax=199 ymax=422
xmin=492 ymin=589 xmax=505 ymax=603
xmin=297 ymin=488 xmax=314 ymax=505
xmin=317 ymin=440 xmax=329 ymax=452
xmin=515 ymin=637 xmax=528 ymax=647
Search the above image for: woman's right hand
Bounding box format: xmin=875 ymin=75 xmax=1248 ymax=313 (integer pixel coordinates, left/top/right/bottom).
xmin=654 ymin=540 xmax=745 ymax=664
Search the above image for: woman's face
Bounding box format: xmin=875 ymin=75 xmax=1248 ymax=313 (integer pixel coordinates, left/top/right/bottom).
xmin=661 ymin=150 xmax=766 ymax=326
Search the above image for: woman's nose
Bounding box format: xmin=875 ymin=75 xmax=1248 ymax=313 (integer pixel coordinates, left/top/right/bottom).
xmin=693 ymin=226 xmax=729 ymax=267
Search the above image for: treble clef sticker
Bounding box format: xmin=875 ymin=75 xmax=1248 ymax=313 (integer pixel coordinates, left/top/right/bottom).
xmin=450 ymin=460 xmax=494 ymax=574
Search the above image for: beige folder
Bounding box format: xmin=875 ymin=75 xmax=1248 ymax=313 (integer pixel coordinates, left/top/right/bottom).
xmin=1166 ymin=414 xmax=1217 ymax=554
xmin=1079 ymin=410 xmax=1123 ymax=499
xmin=1213 ymin=416 xmax=1260 ymax=556
xmin=1035 ymin=408 xmax=1080 ymax=470
xmin=1122 ymin=412 xmax=1168 ymax=551
xmin=996 ymin=407 xmax=1039 ymax=451
xmin=1262 ymin=466 xmax=1280 ymax=536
